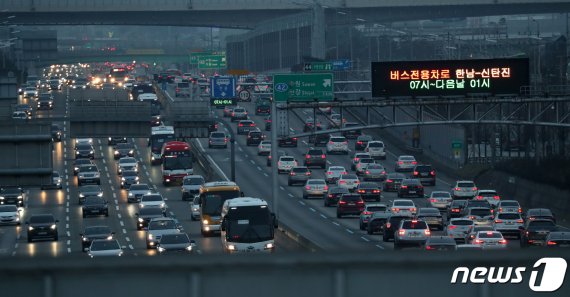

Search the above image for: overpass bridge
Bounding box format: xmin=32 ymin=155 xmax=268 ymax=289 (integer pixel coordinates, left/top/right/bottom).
xmin=3 ymin=0 xmax=570 ymax=28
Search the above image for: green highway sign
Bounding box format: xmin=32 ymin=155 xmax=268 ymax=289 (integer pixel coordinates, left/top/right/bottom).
xmin=452 ymin=140 xmax=463 ymax=149
xmin=190 ymin=52 xmax=211 ymax=64
xmin=273 ymin=73 xmax=334 ymax=102
xmin=198 ymin=55 xmax=227 ymax=69
xmin=210 ymin=98 xmax=236 ymax=106
xmin=304 ymin=62 xmax=333 ymax=72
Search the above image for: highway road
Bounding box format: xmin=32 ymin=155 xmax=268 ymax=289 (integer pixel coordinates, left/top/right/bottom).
xmin=0 ymin=85 xmax=303 ymax=257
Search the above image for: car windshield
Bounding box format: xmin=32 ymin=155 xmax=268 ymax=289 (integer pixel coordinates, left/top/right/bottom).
xmin=80 ymin=166 xmax=97 ymax=172
xmin=116 ymin=143 xmax=133 ymax=149
xmin=368 ymin=142 xmax=383 ymax=147
xmin=394 ymin=201 xmax=414 ymax=207
xmin=498 ymin=213 xmax=521 ymax=220
xmin=308 ymin=180 xmax=325 ymax=185
xmin=184 ymin=177 xmax=204 ymax=185
xmin=458 ymin=182 xmax=475 ymax=187
xmin=142 ymin=195 xmax=162 ymax=202
xmin=91 ymin=240 xmax=120 ymax=251
xmin=80 ymin=185 xmax=101 ymax=192
xmin=76 ymin=144 xmax=92 ymax=150
xmin=119 ymin=158 xmax=136 ymax=164
xmin=130 ymin=185 xmax=149 ymax=191
xmin=452 ymin=220 xmax=474 ymax=226
xmin=139 ymin=208 xmax=164 ymax=216
xmin=366 ymin=164 xmax=383 ymax=170
xmin=177 ymin=83 xmax=190 ymax=88
xmin=0 ymin=205 xmax=18 ymax=212
xmin=432 ymin=192 xmax=451 ymax=198
xmin=149 ymin=220 xmax=177 ymax=230
xmin=402 ymin=221 xmax=428 ymax=229
xmin=530 ymin=221 xmax=556 ymax=227
xmin=160 ymin=234 xmax=190 ymax=244
xmin=84 ymin=197 xmax=104 ymax=205
xmin=123 ymin=171 xmax=137 ymax=177
xmin=211 ymin=132 xmax=226 ymax=138
xmin=1 ymin=188 xmax=21 ymax=194
xmin=85 ymin=226 xmax=111 ymax=235
xmin=201 ymin=191 xmax=241 ymax=215
xmin=292 ymin=167 xmax=309 ymax=173
xmin=400 ymin=156 xmax=415 ymax=161
xmin=470 ymin=209 xmax=491 ymax=216
xmin=367 ymin=206 xmax=386 ymax=212
xmin=30 ymin=215 xmax=54 ymax=224
xmin=501 ymin=201 xmax=519 ymax=207
xmin=341 ymin=195 xmax=361 ymax=202
xmin=478 ymin=232 xmax=502 ymax=239
xmin=341 ymin=174 xmax=358 ymax=180
xmin=330 ymin=137 xmax=346 ymax=142
xmin=281 ymin=157 xmax=295 ymax=162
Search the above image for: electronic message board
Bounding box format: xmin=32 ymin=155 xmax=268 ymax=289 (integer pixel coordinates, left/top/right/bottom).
xmin=371 ymin=58 xmax=529 ymax=97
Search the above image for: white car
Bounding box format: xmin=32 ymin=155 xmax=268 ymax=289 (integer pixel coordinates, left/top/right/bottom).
xmin=428 ymin=191 xmax=453 ymax=210
xmin=87 ymin=239 xmax=123 ymax=257
xmin=0 ymin=205 xmax=21 ymax=225
xmin=390 ymin=199 xmax=417 ymax=216
xmin=476 ymin=189 xmax=501 ymax=207
xmin=302 ymin=179 xmax=328 ymax=199
xmin=329 ymin=113 xmax=343 ymax=127
xmin=190 ymin=196 xmax=201 ymax=221
xmin=365 ymin=141 xmax=386 ymax=160
xmin=23 ymin=87 xmax=38 ymax=98
xmin=497 ymin=200 xmax=522 ymax=214
xmin=277 ymin=156 xmax=297 ymax=173
xmin=75 ymin=138 xmax=93 ymax=145
xmin=355 ymin=158 xmax=375 ymax=175
xmin=445 ymin=218 xmax=475 ymax=243
xmin=336 ymin=174 xmax=360 ymax=191
xmin=394 ymin=155 xmax=417 ymax=172
xmin=117 ymin=157 xmax=138 ymax=175
xmin=139 ymin=193 xmax=166 ymax=211
xmin=351 ymin=153 xmax=371 ymax=171
xmin=326 ymin=136 xmax=349 ymax=154
xmin=138 ymin=93 xmax=158 ymax=102
xmin=472 ymin=231 xmax=508 ymax=249
xmin=493 ymin=212 xmax=524 ymax=237
xmin=257 ymin=141 xmax=271 ymax=156
xmin=452 ymin=180 xmax=478 ymax=199
xmin=325 ymin=166 xmax=347 ymax=184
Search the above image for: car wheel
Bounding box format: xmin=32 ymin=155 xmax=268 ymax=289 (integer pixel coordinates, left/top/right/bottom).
xmin=208 ymin=144 xmax=212 ymax=148
xmin=359 ymin=222 xmax=364 ymax=230
xmin=191 ymin=216 xmax=196 ymax=221
xmin=367 ymin=228 xmax=373 ymax=235
xmin=393 ymin=242 xmax=400 ymax=250
xmin=383 ymin=233 xmax=389 ymax=242
xmin=337 ymin=213 xmax=342 ymax=218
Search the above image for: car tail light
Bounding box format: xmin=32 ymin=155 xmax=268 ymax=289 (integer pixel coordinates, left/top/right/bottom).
xmin=499 ymin=207 xmax=503 ymax=212
xmin=327 ymin=171 xmax=332 ymax=175
xmin=372 ymin=189 xmax=380 ymax=193
xmin=430 ymin=198 xmax=437 ymax=203
xmin=547 ymin=241 xmax=557 ymax=246
xmin=328 ymin=194 xmax=333 ymax=198
xmin=343 ymin=141 xmax=348 ymax=145
xmin=392 ymin=208 xmax=400 ymax=212
xmin=362 ymin=211 xmax=372 ymax=215
xmin=342 ymin=172 xmax=348 ymax=175
xmin=495 ymin=219 xmax=503 ymax=223
xmin=321 ymin=154 xmax=326 ymax=159
xmin=290 ymin=172 xmax=296 ymax=176
xmin=499 ymin=239 xmax=507 ymax=245
xmin=448 ymin=225 xmax=457 ymax=230
xmin=278 ymin=162 xmax=282 ymax=166
xmin=469 ymin=216 xmax=476 ymax=220
xmin=386 ymin=179 xmax=393 ymax=183
xmin=413 ymin=171 xmax=419 ymax=176
xmin=355 ymin=180 xmax=360 ymax=184
xmin=354 ymin=158 xmax=359 ymax=162
xmin=493 ymin=195 xmax=500 ymax=200
xmin=516 ymin=219 xmax=524 ymax=224
xmin=412 ymin=161 xmax=417 ymax=164
xmin=365 ymin=171 xmax=370 ymax=174
xmin=238 ymin=123 xmax=243 ymax=127
xmin=328 ymin=141 xmax=334 ymax=145
xmin=472 ymin=187 xmax=478 ymax=191
xmin=249 ymin=123 xmax=255 ymax=127
xmin=306 ymin=172 xmax=311 ymax=176
xmin=386 ymin=222 xmax=391 ymax=228
xmin=357 ymin=201 xmax=364 ymax=205
xmin=339 ymin=180 xmax=346 ymax=184
xmin=518 ymin=208 xmax=522 ymax=213
xmin=176 ymin=88 xmax=180 ymax=92
xmin=293 ymin=137 xmax=297 ymax=140
xmin=338 ymin=200 xmax=346 ymax=205
xmin=424 ymin=229 xmax=431 ymax=236
xmin=401 ymin=185 xmax=408 ymax=189
xmin=476 ymin=195 xmax=483 ymax=200
xmin=357 ymin=189 xmax=365 ymax=194
xmin=306 ymin=155 xmax=311 ymax=159
xmin=398 ymin=161 xmax=403 ymax=165
xmin=357 ymin=141 xmax=362 ymax=144
xmin=473 ymin=239 xmax=483 ymax=244
xmin=430 ymin=170 xmax=436 ymax=176
xmin=451 ymin=209 xmax=460 ymax=213
xmin=324 ymin=185 xmax=329 ymax=191
xmin=305 ymin=186 xmax=311 ymax=190
xmin=398 ymin=229 xmax=406 ymax=236
xmin=224 ymin=138 xmax=228 ymax=143
xmin=455 ymin=187 xmax=461 ymax=191
xmin=411 ymin=208 xmax=416 ymax=213
xmin=232 ymin=112 xmax=235 ymax=116
xmin=425 ymin=245 xmax=434 ymax=250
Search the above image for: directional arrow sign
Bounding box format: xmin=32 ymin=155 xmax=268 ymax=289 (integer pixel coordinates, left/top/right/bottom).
xmin=273 ymin=73 xmax=334 ymax=102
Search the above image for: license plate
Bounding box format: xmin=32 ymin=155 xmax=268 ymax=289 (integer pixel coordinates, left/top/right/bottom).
xmin=409 ymin=191 xmax=416 ymax=194
xmin=506 ymin=222 xmax=513 ymax=225
xmin=421 ymin=173 xmax=428 ymax=177
xmin=38 ymin=232 xmax=47 ymax=235
xmin=348 ymin=203 xmax=355 ymax=206
xmin=91 ymin=210 xmax=99 ymax=213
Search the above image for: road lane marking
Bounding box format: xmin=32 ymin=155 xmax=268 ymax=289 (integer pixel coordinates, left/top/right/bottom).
xmin=66 ymin=188 xmax=70 ymax=193
xmin=263 ymin=173 xmax=268 ymax=177
xmin=332 ymin=222 xmax=340 ymax=226
xmin=129 ymin=244 xmax=134 ymax=250
xmin=288 ymin=193 xmax=294 ymax=197
xmin=65 ymin=207 xmax=69 ymax=213
xmin=64 ymin=161 xmax=67 ymax=166
xmin=66 ymin=231 xmax=70 ymax=237
xmin=119 ymin=221 xmax=124 ymax=227
xmin=309 ymin=208 xmax=316 ymax=212
xmin=112 ymin=193 xmax=117 ymax=198
xmin=279 ymin=186 xmax=285 ymax=190
xmin=125 ymin=237 xmax=130 ymax=242
xmin=256 ymin=166 xmax=261 ymax=171
xmin=326 ymin=161 xmax=332 ymax=165
xmin=299 ymin=201 xmax=305 ymax=205
xmin=250 ymin=160 xmax=255 ymax=164
xmin=67 ymin=248 xmax=71 ymax=253
xmin=302 ymin=141 xmax=307 ymax=145
xmin=65 ymin=223 xmax=69 ymax=229
xmin=102 ymin=159 xmax=106 ymax=164
xmin=122 ymin=229 xmax=127 ymax=234
xmin=106 ymin=172 xmax=110 ymax=178
xmin=361 ymin=236 xmax=370 ymax=242
xmin=115 ymin=206 xmax=119 ymax=211
xmin=117 ymin=213 xmax=122 ymax=219
xmin=346 ymin=229 xmax=354 ymax=234
xmin=238 ymin=147 xmax=243 ymax=152
xmin=67 ymin=240 xmax=70 ymax=245
xmin=66 ymin=216 xmax=69 ymax=221
xmin=320 ymin=214 xmax=327 ymax=219
xmin=376 ymin=245 xmax=385 ymax=249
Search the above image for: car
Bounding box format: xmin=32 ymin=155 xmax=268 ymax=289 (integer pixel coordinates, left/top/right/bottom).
xmin=73 ymin=159 xmax=93 ymax=175
xmin=140 ymin=193 xmax=167 ymax=212
xmin=361 ymin=163 xmax=387 ymax=181
xmin=475 ymin=189 xmax=501 ymax=207
xmin=128 ymin=183 xmax=152 ymax=203
xmin=23 ymin=86 xmax=38 ymax=98
xmin=359 ymin=203 xmax=387 ymax=230
xmin=78 ymin=185 xmax=103 ymax=205
xmin=462 ymin=199 xmax=492 ymax=217
xmin=466 ymin=226 xmax=494 ymax=244
xmin=237 ymin=120 xmax=256 ymax=134
xmin=324 ymin=186 xmax=349 ymax=207
xmin=303 ymin=118 xmax=321 ymax=132
xmin=120 ymin=170 xmax=139 ymax=189
xmin=325 ymin=166 xmax=347 ymax=184
xmin=157 ymin=233 xmax=196 ymax=254
xmin=497 ymin=200 xmax=522 ymax=214
xmin=354 ymin=135 xmax=373 ymax=151
xmin=366 ymin=211 xmax=391 ymax=235
xmin=545 ymin=232 xmax=570 ymax=247
xmin=341 ymin=122 xmax=361 ymax=139
xmin=208 ymin=131 xmax=228 ymax=148
xmin=80 ymin=226 xmax=114 ymax=252
xmin=231 ymin=107 xmax=248 ymax=122
xmin=520 ymin=219 xmax=558 ymax=247
xmin=397 ymin=179 xmax=424 ymax=198
xmin=288 ymin=166 xmax=312 ymax=186
xmin=0 ymin=205 xmax=21 ymax=225
xmin=415 ymin=207 xmax=444 ymax=230
xmin=328 ymin=113 xmax=343 ymax=128
xmin=394 ymin=155 xmax=417 ymax=172
xmin=524 ymin=208 xmax=556 ymax=224
xmin=36 ymin=93 xmax=54 ymax=110
xmin=318 ymin=106 xmax=332 ymax=114
xmin=246 ymin=130 xmax=265 ymax=146
xmin=382 ymin=214 xmax=413 ymax=242
xmin=190 ymin=196 xmax=201 ymax=221
xmin=336 ymin=193 xmax=365 ymax=218
xmin=255 ymin=101 xmax=271 ymax=115
xmin=355 ymin=158 xmax=376 ymax=176
xmin=302 ymin=179 xmax=328 ymax=199
xmin=411 ymin=164 xmax=436 ymax=186
xmin=117 ymin=157 xmax=138 ymax=175
xmin=493 ymin=212 xmax=524 ymax=238
xmin=108 ymin=136 xmax=127 ymax=146
xmin=75 ymin=138 xmax=93 ymax=145
xmin=351 ymin=153 xmax=371 ymax=171
xmin=390 ymin=199 xmax=417 ymax=216
xmin=26 ymin=214 xmax=59 ymax=242
xmin=465 ymin=207 xmax=493 ymax=226
xmin=424 ymin=236 xmax=457 ymax=251
xmin=445 ymin=218 xmax=475 ymax=243
xmin=277 ymin=156 xmax=297 ymax=173
xmin=383 ymin=173 xmax=406 ymax=192
xmin=473 ymin=231 xmax=508 ymax=249
xmin=394 ymin=219 xmax=431 ymax=250
xmin=75 ymin=143 xmax=94 ymax=159
xmin=138 ymin=93 xmax=158 ymax=102
xmin=135 ymin=207 xmax=166 ymax=230
xmin=310 ymin=133 xmax=330 ymax=147
xmin=365 ymin=141 xmax=387 ymax=160
xmin=87 ymin=239 xmax=123 ymax=257
xmin=326 ymin=136 xmax=349 ymax=154
xmin=223 ymin=106 xmax=234 ymax=117
xmin=447 ymin=200 xmax=468 ymax=220
xmin=51 ymin=124 xmax=62 ymax=142
xmin=452 ymin=180 xmax=478 ymax=199
xmin=264 ymin=115 xmax=272 ymax=131
xmin=257 ymin=141 xmax=272 ymax=156
xmin=303 ymin=149 xmax=326 ymax=168
xmin=181 ymin=175 xmax=205 ymax=201
xmin=77 ymin=164 xmax=101 ymax=186
xmin=355 ymin=182 xmax=381 ymax=202
xmin=175 ymin=82 xmax=191 ymax=97
xmin=150 ymin=115 xmax=162 ymax=127
xmin=278 ymin=136 xmax=298 ymax=147
xmin=15 ymin=104 xmax=33 ymax=117
xmin=0 ymin=187 xmax=25 ymax=207
xmin=112 ymin=143 xmax=135 ymax=159
xmin=336 ymin=174 xmax=360 ymax=192
xmin=428 ymin=191 xmax=453 ymax=210
xmin=82 ymin=196 xmax=109 ymax=218
xmin=146 ymin=218 xmax=182 ymax=249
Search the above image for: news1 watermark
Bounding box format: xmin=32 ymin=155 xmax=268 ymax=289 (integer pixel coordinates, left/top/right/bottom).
xmin=451 ymin=257 xmax=567 ymax=292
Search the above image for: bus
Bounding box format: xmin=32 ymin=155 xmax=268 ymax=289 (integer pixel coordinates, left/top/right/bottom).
xmin=108 ymin=67 xmax=129 ymax=85
xmin=199 ymin=181 xmax=242 ymax=237
xmin=221 ymin=197 xmax=277 ymax=253
xmin=149 ymin=126 xmax=175 ymax=165
xmin=161 ymin=141 xmax=193 ymax=186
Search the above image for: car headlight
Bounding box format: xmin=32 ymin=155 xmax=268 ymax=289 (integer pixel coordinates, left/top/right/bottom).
xmin=138 ymin=218 xmax=143 ymax=222
xmin=185 ymin=245 xmax=193 ymax=251
xmin=202 ymin=219 xmax=209 ymax=225
xmin=28 ymin=226 xmax=34 ymax=231
xmin=121 ymin=177 xmax=126 ymax=181
xmin=74 ymin=167 xmax=79 ymax=171
xmin=227 ymin=245 xmax=236 ymax=251
xmin=147 ymin=234 xmax=153 ymax=240
xmin=89 ymin=150 xmax=94 ymax=154
xmin=17 ymin=195 xmax=23 ymax=199
xmin=50 ymin=224 xmax=57 ymax=230
xmin=82 ymin=237 xmax=88 ymax=242
xmin=75 ymin=151 xmax=80 ymax=154
xmin=128 ymin=192 xmax=133 ymax=197
xmin=106 ymin=235 xmax=113 ymax=240
xmin=97 ymin=193 xmax=103 ymax=197
xmin=157 ymin=246 xmax=165 ymax=253
xmin=139 ymin=204 xmax=144 ymax=208
xmin=79 ymin=193 xmax=85 ymax=198
xmin=135 ymin=177 xmax=139 ymax=181
xmin=114 ymin=151 xmax=119 ymax=155
xmin=108 ymin=137 xmax=112 ymax=141
xmin=160 ymin=203 xmax=165 ymax=208
xmin=129 ymin=150 xmax=134 ymax=154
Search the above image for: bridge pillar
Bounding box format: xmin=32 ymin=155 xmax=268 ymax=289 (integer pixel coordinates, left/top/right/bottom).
xmin=311 ymin=5 xmax=326 ymax=60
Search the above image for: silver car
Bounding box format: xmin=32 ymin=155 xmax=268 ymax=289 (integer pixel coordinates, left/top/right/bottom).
xmin=445 ymin=218 xmax=475 ymax=243
xmin=208 ymin=132 xmax=228 ymax=149
xmin=78 ymin=185 xmax=103 ymax=205
xmin=476 ymin=189 xmax=501 ymax=208
xmin=466 ymin=226 xmax=494 ymax=244
xmin=493 ymin=212 xmax=524 ymax=237
xmin=359 ymin=203 xmax=387 ymax=230
xmin=77 ymin=164 xmax=100 ymax=186
xmin=146 ymin=218 xmax=182 ymax=249
xmin=325 ymin=166 xmax=347 ymax=184
xmin=394 ymin=155 xmax=417 ymax=172
xmin=181 ymin=175 xmax=205 ymax=201
xmin=190 ymin=196 xmax=201 ymax=221
xmin=394 ymin=219 xmax=431 ymax=249
xmin=365 ymin=141 xmax=386 ymax=160
xmin=302 ymin=179 xmax=328 ymax=199
xmin=288 ymin=166 xmax=311 ymax=186
xmin=0 ymin=205 xmax=21 ymax=225
xmin=472 ymin=231 xmax=508 ymax=249
xmin=128 ymin=184 xmax=152 ymax=203
xmin=428 ymin=191 xmax=453 ymax=210
xmin=452 ymin=180 xmax=478 ymax=199
xmin=351 ymin=153 xmax=371 ymax=171
xmin=361 ymin=163 xmax=386 ymax=181
xmin=465 ymin=207 xmax=494 ymax=226
xmin=87 ymin=239 xmax=123 ymax=257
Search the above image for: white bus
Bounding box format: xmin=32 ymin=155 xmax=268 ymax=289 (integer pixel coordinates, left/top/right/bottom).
xmin=149 ymin=126 xmax=175 ymax=165
xmin=220 ymin=197 xmax=277 ymax=253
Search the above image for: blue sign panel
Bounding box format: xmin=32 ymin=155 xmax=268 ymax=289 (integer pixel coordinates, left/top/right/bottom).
xmin=331 ymin=59 xmax=352 ymax=71
xmin=210 ymin=76 xmax=236 ymax=98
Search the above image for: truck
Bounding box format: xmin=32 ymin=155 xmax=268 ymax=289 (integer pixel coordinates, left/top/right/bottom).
xmin=149 ymin=126 xmax=175 ymax=165
xmin=161 ymin=141 xmax=193 ymax=186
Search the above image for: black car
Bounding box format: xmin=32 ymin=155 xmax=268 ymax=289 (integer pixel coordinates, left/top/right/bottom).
xmin=15 ymin=104 xmax=33 ymax=117
xmin=303 ymin=118 xmax=321 ymax=132
xmin=278 ymin=136 xmax=298 ymax=147
xmin=367 ymin=212 xmax=390 ymax=235
xmin=255 ymin=102 xmax=271 ymax=115
xmin=447 ymin=200 xmax=468 ymax=220
xmin=120 ymin=170 xmax=139 ymax=189
xmin=37 ymin=96 xmax=53 ymax=110
xmin=524 ymin=208 xmax=556 ymax=224
xmin=75 ymin=143 xmax=94 ymax=159
xmin=415 ymin=208 xmax=444 ymax=231
xmin=324 ymin=186 xmax=349 ymax=207
xmin=26 ymin=214 xmax=58 ymax=242
xmin=113 ymin=143 xmax=135 ymax=159
xmin=342 ymin=122 xmax=361 ymax=139
xmin=520 ymin=219 xmax=558 ymax=247
xmin=355 ymin=135 xmax=373 ymax=151
xmin=264 ymin=116 xmax=272 ymax=131
xmin=411 ymin=164 xmax=436 ymax=186
xmin=355 ymin=182 xmax=381 ymax=202
xmin=383 ymin=173 xmax=406 ymax=192
xmin=78 ymin=185 xmax=103 ymax=205
xmin=309 ymin=133 xmax=329 ymax=147
xmin=397 ymin=179 xmax=424 ymax=198
xmin=0 ymin=187 xmax=25 ymax=207
xmin=135 ymin=207 xmax=166 ymax=230
xmin=156 ymin=233 xmax=196 ymax=254
xmin=424 ymin=236 xmax=457 ymax=251
xmin=82 ymin=197 xmax=109 ymax=218
xmin=336 ymin=194 xmax=365 ymax=218
xmin=382 ymin=215 xmax=412 ymax=242
xmin=73 ymin=159 xmax=93 ymax=175
xmin=150 ymin=115 xmax=162 ymax=127
xmin=108 ymin=136 xmax=128 ymax=146
xmin=545 ymin=232 xmax=570 ymax=247
xmin=246 ymin=130 xmax=264 ymax=146
xmin=304 ymin=149 xmax=326 ymax=169
xmin=80 ymin=226 xmax=114 ymax=252
xmin=51 ymin=124 xmax=62 ymax=142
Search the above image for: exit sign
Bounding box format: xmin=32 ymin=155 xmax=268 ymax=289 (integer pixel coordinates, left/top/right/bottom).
xmin=304 ymin=62 xmax=333 ymax=72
